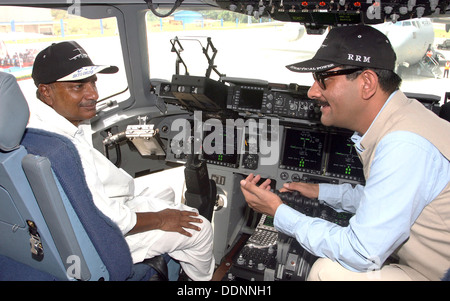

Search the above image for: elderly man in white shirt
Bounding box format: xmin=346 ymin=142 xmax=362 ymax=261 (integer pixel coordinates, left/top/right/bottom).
xmin=28 ymin=41 xmax=214 ymax=281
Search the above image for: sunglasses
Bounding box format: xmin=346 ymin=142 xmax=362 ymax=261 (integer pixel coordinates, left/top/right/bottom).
xmin=313 ymin=68 xmax=364 ymax=90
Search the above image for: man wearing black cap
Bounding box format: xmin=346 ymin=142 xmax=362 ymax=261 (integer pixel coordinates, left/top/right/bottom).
xmin=28 ymin=41 xmax=215 ymax=281
xmin=241 ymin=25 xmax=450 ymax=281
xmin=31 ymin=41 xmax=119 ymax=126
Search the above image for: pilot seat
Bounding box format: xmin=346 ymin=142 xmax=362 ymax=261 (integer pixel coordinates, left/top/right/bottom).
xmin=0 ymin=71 xmax=179 ymax=281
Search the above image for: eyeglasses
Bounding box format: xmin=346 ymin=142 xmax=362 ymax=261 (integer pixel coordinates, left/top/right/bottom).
xmin=313 ymin=68 xmax=364 ymax=90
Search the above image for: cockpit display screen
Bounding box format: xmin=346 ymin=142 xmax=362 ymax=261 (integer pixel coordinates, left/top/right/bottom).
xmin=202 ymin=126 xmax=240 ymax=168
xmin=238 ymin=87 xmax=264 ymax=110
xmin=280 ymin=128 xmax=325 ymax=174
xmin=263 ymin=215 xmax=274 ymax=227
xmin=326 ymin=133 xmax=364 ymax=181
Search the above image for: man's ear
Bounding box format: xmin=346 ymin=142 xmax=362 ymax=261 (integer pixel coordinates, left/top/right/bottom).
xmin=360 ymin=70 xmax=378 ymax=100
xmin=37 ymin=84 xmax=53 ymax=106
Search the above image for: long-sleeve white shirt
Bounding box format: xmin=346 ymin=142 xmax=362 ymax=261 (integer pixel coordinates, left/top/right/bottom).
xmin=27 ymin=98 xmax=141 ymax=234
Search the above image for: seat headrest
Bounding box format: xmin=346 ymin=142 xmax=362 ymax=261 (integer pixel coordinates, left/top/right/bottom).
xmin=0 ymin=72 xmax=30 ymax=152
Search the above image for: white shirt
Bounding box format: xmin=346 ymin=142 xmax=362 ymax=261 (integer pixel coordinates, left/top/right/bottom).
xmin=26 ymin=99 xmax=216 ymax=278
xmin=27 ymin=98 xmax=138 ymax=235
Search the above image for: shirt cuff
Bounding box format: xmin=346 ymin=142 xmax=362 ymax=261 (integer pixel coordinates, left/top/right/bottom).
xmin=122 ymin=211 xmax=137 ymax=235
xmin=274 ymin=203 xmax=306 ymax=237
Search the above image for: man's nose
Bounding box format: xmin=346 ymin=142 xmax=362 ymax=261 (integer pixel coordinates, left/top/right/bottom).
xmin=85 ymin=82 xmax=99 ymax=99
xmin=307 ymin=80 xmax=322 ymax=100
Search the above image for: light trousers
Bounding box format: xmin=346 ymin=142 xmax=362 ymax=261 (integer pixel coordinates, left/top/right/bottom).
xmin=125 ymin=183 xmax=215 ymax=281
xmin=307 ymin=257 xmax=428 ymax=281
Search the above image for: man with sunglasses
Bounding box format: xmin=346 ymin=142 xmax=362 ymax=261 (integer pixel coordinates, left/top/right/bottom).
xmin=240 ymin=25 xmax=450 ymax=280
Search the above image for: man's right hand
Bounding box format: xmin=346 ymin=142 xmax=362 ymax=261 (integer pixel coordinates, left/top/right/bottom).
xmin=129 ymin=209 xmax=203 ymax=237
xmin=280 ymin=182 xmax=320 ymax=199
xmin=157 ymin=209 xmax=203 ymax=237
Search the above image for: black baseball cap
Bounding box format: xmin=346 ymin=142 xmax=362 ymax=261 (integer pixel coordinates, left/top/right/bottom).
xmin=286 ymin=25 xmax=396 ymax=73
xmin=32 ymin=41 xmax=118 ymax=86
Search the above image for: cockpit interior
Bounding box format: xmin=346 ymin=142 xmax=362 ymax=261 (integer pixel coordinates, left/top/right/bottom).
xmin=0 ymin=0 xmax=449 ymax=284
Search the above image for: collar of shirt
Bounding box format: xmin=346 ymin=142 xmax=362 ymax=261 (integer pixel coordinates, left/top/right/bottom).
xmin=351 ymin=90 xmax=398 ymax=153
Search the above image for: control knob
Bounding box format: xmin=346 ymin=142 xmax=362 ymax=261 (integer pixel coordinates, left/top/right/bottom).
xmin=248 ymin=259 xmax=254 ymax=268
xmin=237 ymin=254 xmax=245 ymax=265
xmin=243 ymin=154 xmax=258 ymax=170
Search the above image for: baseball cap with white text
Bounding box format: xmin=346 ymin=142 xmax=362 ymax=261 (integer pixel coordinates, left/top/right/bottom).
xmin=286 ymin=25 xmax=396 ymax=73
xmin=32 ymin=41 xmax=118 ymax=87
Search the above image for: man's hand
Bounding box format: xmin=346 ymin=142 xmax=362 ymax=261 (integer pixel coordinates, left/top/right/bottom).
xmin=240 ymin=173 xmax=283 ymax=217
xmin=130 ymin=209 xmax=203 ymax=237
xmin=280 ymin=182 xmax=319 ymax=199
xmin=157 ymin=209 xmax=203 ymax=237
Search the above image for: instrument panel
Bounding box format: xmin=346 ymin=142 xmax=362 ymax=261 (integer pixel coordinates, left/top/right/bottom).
xmin=157 ymin=75 xmax=365 ymax=188
xmin=227 ymin=82 xmax=321 ymax=121
xmin=162 ymin=121 xmax=365 ymax=188
xmin=213 ymin=0 xmax=450 ymax=31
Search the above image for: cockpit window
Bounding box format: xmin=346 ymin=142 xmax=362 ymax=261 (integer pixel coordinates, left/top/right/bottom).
xmin=1 ymin=6 xmax=128 ymax=105
xmin=146 ymin=9 xmax=315 ymax=86
xmin=146 ymin=9 xmax=450 ymax=104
